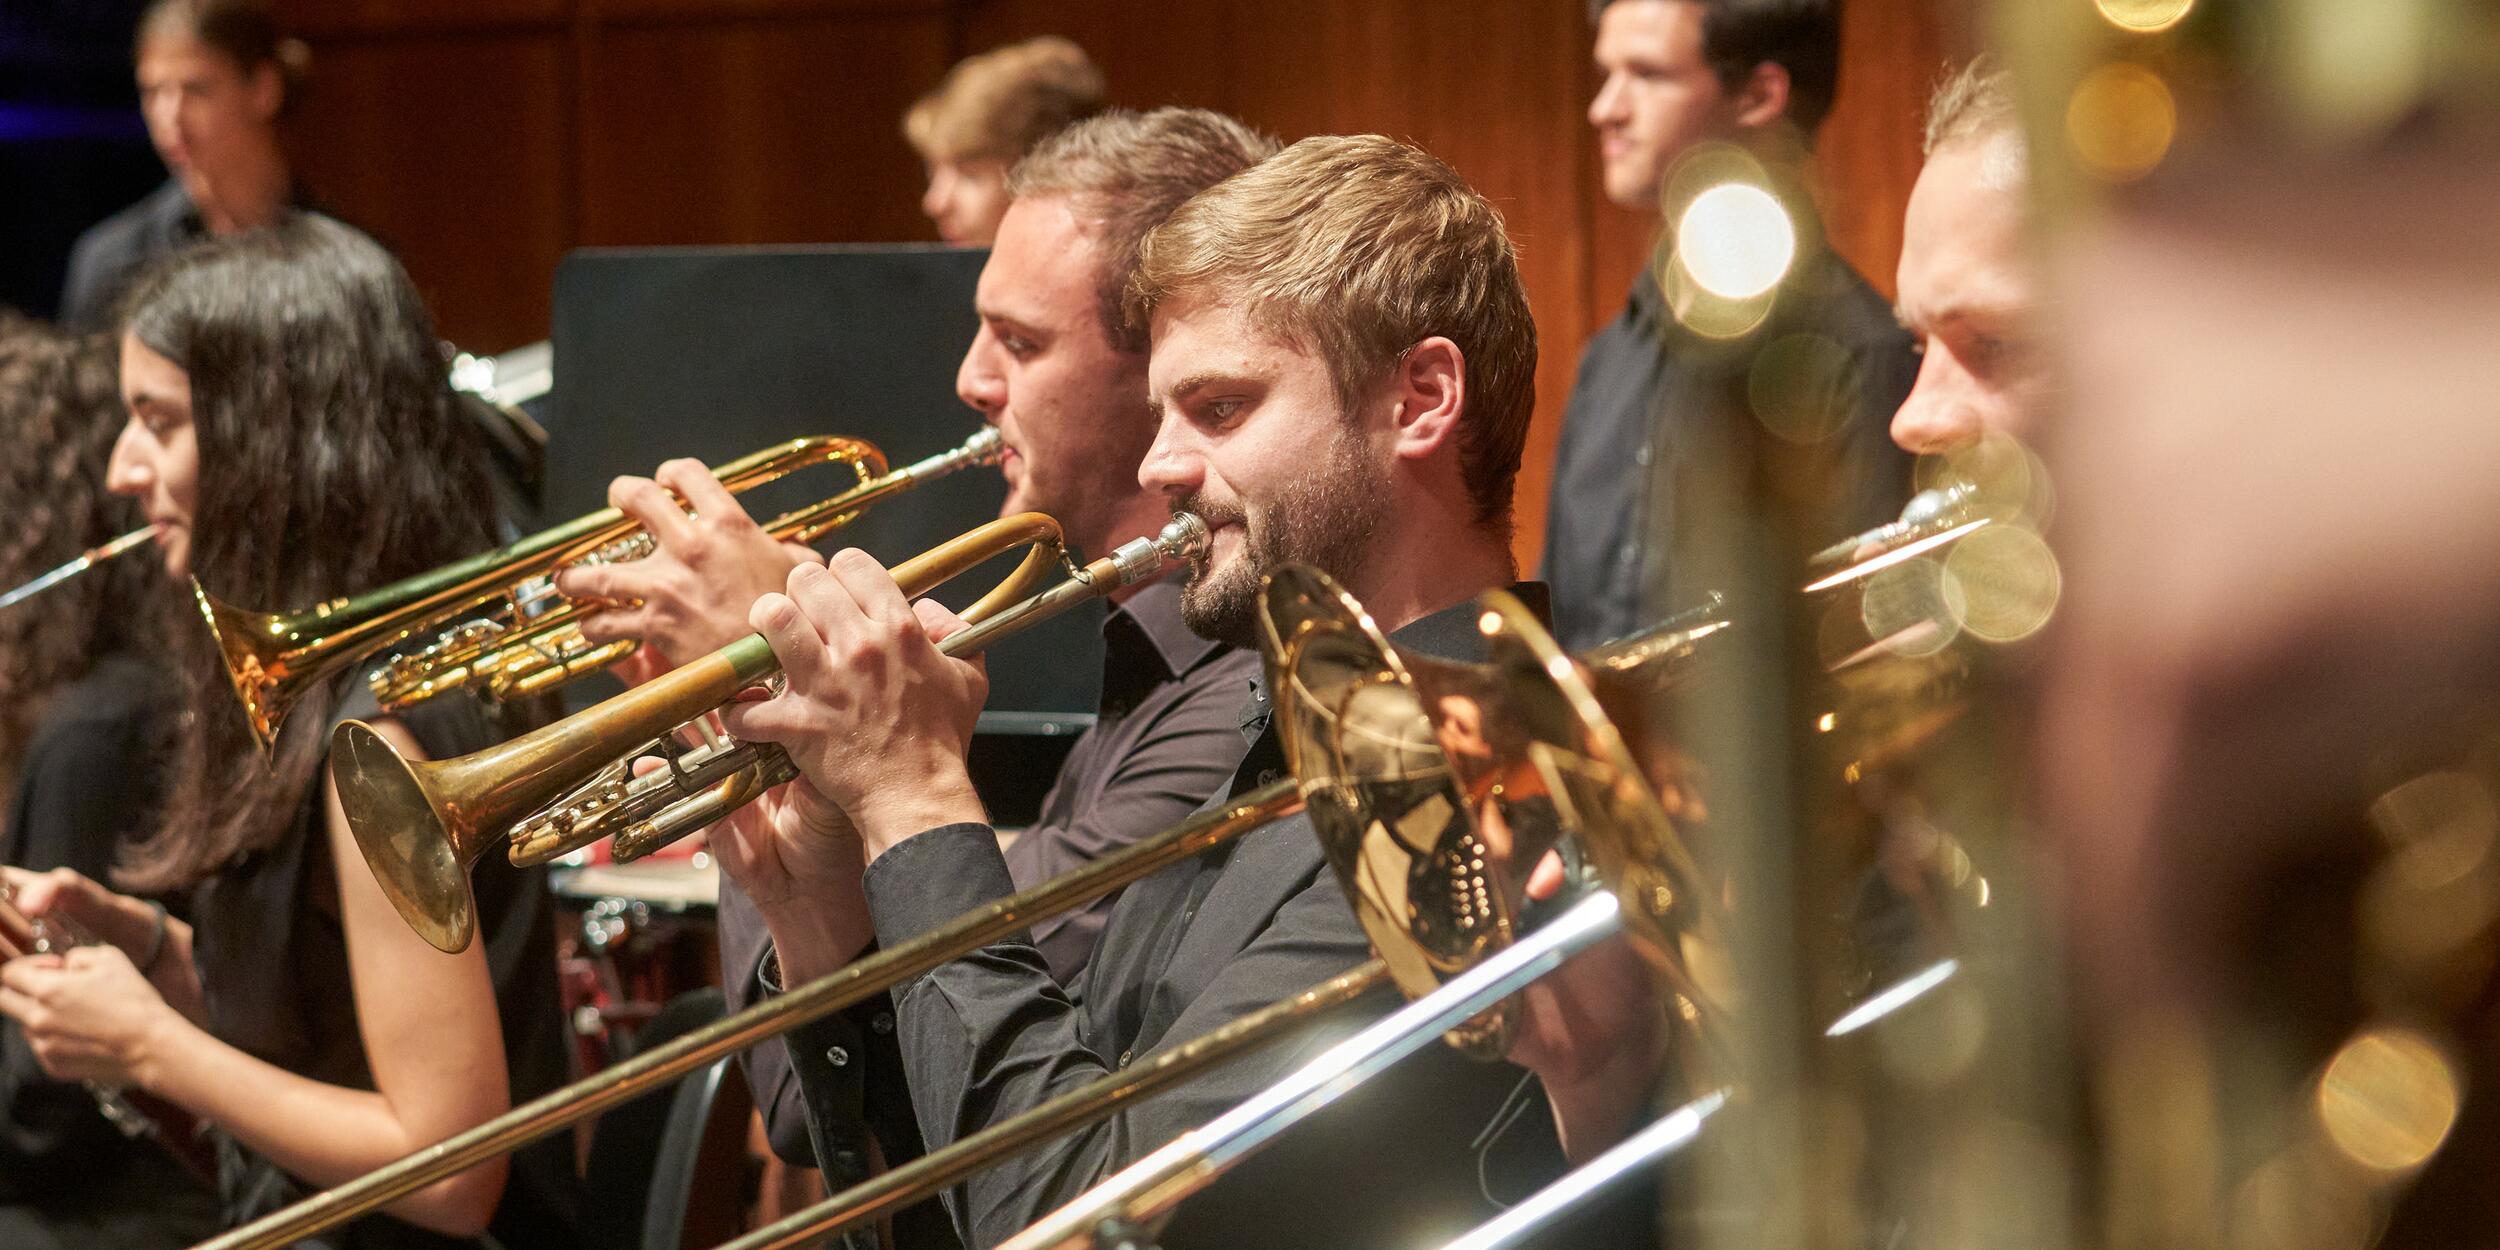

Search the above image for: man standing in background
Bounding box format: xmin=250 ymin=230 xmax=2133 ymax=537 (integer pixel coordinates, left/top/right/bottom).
xmin=1544 ymin=0 xmax=1913 ymax=648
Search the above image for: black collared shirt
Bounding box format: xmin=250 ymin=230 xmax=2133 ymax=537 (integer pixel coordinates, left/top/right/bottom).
xmin=1002 ymin=579 xmax=1260 ymax=979
xmin=58 ymin=181 xmax=328 ymax=333
xmin=765 ymin=588 xmax=1568 ymax=1250
xmin=715 ymin=580 xmax=1259 ymax=1223
xmin=59 ymin=182 xmax=209 ymax=332
xmin=1542 ymin=246 xmax=1916 ymax=650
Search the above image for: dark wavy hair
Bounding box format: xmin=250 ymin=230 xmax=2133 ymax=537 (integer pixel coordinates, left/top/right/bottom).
xmin=115 ymin=216 xmax=502 ymax=893
xmin=0 ymin=314 xmax=164 ymax=786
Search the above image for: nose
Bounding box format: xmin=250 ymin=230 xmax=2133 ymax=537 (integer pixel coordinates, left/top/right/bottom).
xmin=1888 ymin=349 xmax=1987 ymax=457
xmin=956 ymin=328 xmax=1006 ymax=416
xmin=106 ymin=420 xmax=152 ymax=497
xmin=1137 ymin=412 xmax=1203 ymax=499
xmin=922 ymin=169 xmax=953 ymax=232
xmin=1589 ymin=75 xmax=1625 ymax=129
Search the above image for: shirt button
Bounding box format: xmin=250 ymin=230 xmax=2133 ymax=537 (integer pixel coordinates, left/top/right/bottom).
xmin=1635 ymin=443 xmax=1654 ymax=466
xmin=832 ymin=1149 xmax=863 ymax=1174
xmin=1118 ymin=1048 xmax=1134 ymax=1068
xmin=870 ymin=1012 xmax=895 ymax=1035
xmin=825 ymin=1045 xmax=851 ymax=1067
xmin=1256 ymin=769 xmax=1282 ymax=787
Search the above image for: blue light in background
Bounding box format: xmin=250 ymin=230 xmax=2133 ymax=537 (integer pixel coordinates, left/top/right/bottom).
xmin=0 ymin=102 xmax=144 ymax=144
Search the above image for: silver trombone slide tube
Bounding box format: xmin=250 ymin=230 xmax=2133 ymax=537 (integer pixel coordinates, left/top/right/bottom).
xmin=996 ymin=891 xmax=1624 ymax=1250
xmin=1428 ymin=956 xmax=1965 ymax=1250
xmin=1438 ymin=1090 xmax=1733 ymax=1250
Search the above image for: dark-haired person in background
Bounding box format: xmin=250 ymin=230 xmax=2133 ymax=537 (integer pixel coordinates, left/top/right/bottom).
xmin=58 ymin=0 xmax=309 ymax=331
xmin=0 ymin=217 xmax=582 ymax=1249
xmin=1544 ymin=0 xmax=1913 ymax=648
xmin=0 ymin=315 xmax=217 ymax=1250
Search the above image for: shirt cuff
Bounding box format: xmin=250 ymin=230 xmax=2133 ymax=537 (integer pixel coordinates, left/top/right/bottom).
xmin=860 ymin=821 xmax=1023 ymax=947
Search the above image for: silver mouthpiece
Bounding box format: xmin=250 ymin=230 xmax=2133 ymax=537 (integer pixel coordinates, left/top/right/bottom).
xmin=1096 ymin=512 xmax=1210 ymax=592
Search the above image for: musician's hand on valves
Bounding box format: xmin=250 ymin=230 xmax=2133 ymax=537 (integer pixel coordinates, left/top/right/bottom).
xmin=557 ymin=458 xmax=818 ymax=682
xmin=718 ymin=549 xmax=990 ymax=862
xmin=0 ymin=944 xmax=188 ymax=1088
xmin=1503 ymin=850 xmax=1670 ymax=1164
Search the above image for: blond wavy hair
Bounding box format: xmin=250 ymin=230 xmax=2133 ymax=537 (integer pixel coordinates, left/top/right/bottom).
xmin=1128 ymin=134 xmax=1538 ymax=538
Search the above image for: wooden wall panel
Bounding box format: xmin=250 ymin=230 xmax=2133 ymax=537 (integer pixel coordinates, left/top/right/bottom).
xmin=576 ymin=13 xmax=947 ymax=246
xmin=283 ymin=34 xmax=570 ymax=352
xmin=276 ymin=0 xmax=1953 ymax=562
xmin=273 ymin=0 xmax=566 ymax=38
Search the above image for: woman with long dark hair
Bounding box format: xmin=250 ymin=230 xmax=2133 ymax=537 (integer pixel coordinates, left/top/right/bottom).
xmin=0 ymin=216 xmax=579 ymax=1249
xmin=0 ymin=317 xmax=217 ymax=1249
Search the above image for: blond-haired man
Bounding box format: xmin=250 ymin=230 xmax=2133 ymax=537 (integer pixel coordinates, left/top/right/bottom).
xmin=1890 ymin=58 xmax=2041 ymax=455
xmin=715 ymin=135 xmax=1572 ymax=1249
xmin=905 ymin=36 xmax=1106 ymax=245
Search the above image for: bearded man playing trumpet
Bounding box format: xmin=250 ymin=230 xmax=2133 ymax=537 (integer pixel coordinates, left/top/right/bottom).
xmin=693 ymin=135 xmax=1635 ymax=1249
xmin=556 ymin=107 xmax=1282 ymax=1237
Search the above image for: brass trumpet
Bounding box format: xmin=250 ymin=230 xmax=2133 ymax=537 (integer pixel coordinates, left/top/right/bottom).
xmin=334 ymin=512 xmax=1207 ymax=953
xmin=198 ymin=429 xmax=1000 ymax=752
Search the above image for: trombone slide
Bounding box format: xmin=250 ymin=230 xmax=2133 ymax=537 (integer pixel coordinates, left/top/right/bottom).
xmin=997 ymin=891 xmax=1624 ymax=1250
xmin=197 ymin=778 xmax=1308 ymax=1250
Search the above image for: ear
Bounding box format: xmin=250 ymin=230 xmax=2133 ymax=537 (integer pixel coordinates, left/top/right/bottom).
xmin=1730 ymin=61 xmax=1793 ymax=131
xmin=248 ymin=62 xmax=285 ymax=124
xmin=1387 ymin=336 xmax=1468 ymax=463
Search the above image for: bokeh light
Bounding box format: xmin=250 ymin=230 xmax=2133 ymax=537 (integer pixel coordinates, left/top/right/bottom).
xmin=2315 ymin=1028 xmax=2462 ymax=1173
xmin=1944 ymin=525 xmax=2063 ymax=643
xmin=2067 ymin=62 xmax=2179 ymax=181
xmin=2227 ymin=1146 xmax=2377 ymax=1250
xmin=2094 ymin=0 xmax=2197 ymax=34
xmin=1675 ymin=182 xmax=1797 ymax=300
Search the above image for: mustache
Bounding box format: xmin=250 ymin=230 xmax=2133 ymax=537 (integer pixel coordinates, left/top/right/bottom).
xmin=1175 ymin=493 xmax=1246 ymax=532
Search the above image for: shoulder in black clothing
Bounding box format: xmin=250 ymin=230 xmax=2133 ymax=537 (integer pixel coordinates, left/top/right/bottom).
xmin=59 ymin=183 xmax=199 ymax=334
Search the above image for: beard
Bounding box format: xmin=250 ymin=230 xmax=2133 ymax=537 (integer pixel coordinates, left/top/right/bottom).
xmin=1176 ymin=431 xmax=1388 ymax=651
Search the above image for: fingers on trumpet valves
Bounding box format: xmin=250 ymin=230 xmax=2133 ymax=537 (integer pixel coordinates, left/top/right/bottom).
xmin=605 ymin=474 xmax=700 ymax=549
xmin=651 ymin=457 xmax=752 ymax=530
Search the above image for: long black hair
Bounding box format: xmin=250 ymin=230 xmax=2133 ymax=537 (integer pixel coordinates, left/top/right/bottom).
xmin=116 ymin=215 xmax=502 ymax=892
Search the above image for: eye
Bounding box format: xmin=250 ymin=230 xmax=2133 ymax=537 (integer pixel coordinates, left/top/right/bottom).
xmin=1203 ymin=398 xmax=1245 ymax=425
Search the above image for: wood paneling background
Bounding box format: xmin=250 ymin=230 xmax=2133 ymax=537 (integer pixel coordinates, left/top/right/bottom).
xmin=271 ymin=0 xmax=1961 ymax=568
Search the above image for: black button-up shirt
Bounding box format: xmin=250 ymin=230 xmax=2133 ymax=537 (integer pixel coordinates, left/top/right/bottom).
xmin=758 ymin=588 xmax=1569 ymax=1250
xmin=59 ymin=182 xmax=210 ymax=332
xmin=59 ymin=180 xmax=332 ymax=332
xmin=1542 ymin=245 xmax=1917 ymax=649
xmin=715 ymin=579 xmax=1259 ymax=1232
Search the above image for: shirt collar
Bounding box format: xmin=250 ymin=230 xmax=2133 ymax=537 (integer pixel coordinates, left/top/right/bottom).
xmin=1107 ymin=578 xmax=1224 ymax=678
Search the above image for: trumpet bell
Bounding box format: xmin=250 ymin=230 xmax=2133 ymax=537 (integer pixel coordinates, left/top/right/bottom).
xmin=332 ymin=721 xmax=481 ymax=953
xmin=193 ymin=582 xmax=321 ymax=754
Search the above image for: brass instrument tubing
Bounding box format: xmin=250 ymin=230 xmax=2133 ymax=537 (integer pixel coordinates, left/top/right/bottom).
xmin=998 ymin=891 xmax=1623 ymax=1250
xmin=199 ymin=778 xmax=1303 ymax=1250
xmin=720 ymin=959 xmax=1391 ymax=1250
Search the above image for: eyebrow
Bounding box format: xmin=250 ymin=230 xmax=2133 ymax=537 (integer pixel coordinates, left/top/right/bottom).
xmin=1154 ymin=371 xmax=1240 ymax=411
